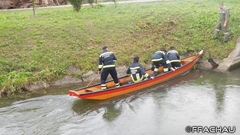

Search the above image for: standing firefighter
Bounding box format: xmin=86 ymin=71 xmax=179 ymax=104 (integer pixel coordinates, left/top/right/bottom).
xmin=151 ymin=47 xmax=175 ymax=76
xmin=98 ymin=46 xmax=120 ymax=90
xmin=213 ymin=2 xmax=230 ymax=44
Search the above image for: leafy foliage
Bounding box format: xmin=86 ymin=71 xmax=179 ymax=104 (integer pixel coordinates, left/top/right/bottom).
xmin=87 ymin=0 xmax=95 ymax=4
xmin=68 ymin=0 xmax=83 ymax=12
xmin=1 ymin=71 xmax=32 ymax=96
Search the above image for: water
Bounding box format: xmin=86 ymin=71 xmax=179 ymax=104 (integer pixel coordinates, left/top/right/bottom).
xmin=0 ymin=69 xmax=240 ymax=135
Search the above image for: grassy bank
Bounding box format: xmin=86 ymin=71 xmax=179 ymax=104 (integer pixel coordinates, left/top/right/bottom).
xmin=0 ymin=0 xmax=240 ymax=96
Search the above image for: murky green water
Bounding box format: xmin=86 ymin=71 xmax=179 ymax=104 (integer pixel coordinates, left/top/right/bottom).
xmin=0 ymin=69 xmax=240 ymax=135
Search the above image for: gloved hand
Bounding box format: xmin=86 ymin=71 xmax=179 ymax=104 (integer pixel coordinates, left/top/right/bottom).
xmin=170 ymin=67 xmax=175 ymax=71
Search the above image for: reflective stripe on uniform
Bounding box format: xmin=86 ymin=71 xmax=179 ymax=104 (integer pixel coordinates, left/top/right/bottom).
xmin=151 ymin=58 xmax=163 ymax=62
xmin=99 ymin=52 xmax=113 ymax=57
xmin=170 ymin=60 xmax=181 ymax=62
xmin=166 ymin=60 xmax=170 ymax=64
xmin=130 ymin=66 xmax=140 ymax=70
xmin=167 ymin=50 xmax=178 ymax=54
xmin=115 ymin=83 xmax=120 ymax=88
xmin=164 ymin=68 xmax=168 ymax=72
xmin=101 ymin=87 xmax=106 ymax=90
xmin=101 ymin=84 xmax=107 ymax=90
xmin=99 ymin=64 xmax=115 ymax=68
xmin=103 ymin=65 xmax=115 ymax=68
xmin=143 ymin=73 xmax=149 ymax=80
xmin=131 ymin=74 xmax=143 ymax=83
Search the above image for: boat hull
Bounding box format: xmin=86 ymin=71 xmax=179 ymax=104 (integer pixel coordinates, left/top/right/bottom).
xmin=68 ymin=50 xmax=203 ymax=100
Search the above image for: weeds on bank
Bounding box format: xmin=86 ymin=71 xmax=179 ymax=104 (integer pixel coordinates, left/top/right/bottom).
xmin=0 ymin=0 xmax=240 ymax=96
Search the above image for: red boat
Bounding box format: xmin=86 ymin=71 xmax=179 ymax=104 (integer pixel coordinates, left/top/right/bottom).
xmin=68 ymin=50 xmax=203 ymax=100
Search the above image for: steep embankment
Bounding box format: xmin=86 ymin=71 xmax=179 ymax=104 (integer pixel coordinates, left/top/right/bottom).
xmin=0 ymin=0 xmax=240 ymax=96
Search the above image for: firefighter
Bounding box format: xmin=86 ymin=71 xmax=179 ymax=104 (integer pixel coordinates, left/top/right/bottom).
xmin=167 ymin=46 xmax=181 ymax=68
xmin=213 ymin=2 xmax=230 ymax=44
xmin=151 ymin=47 xmax=175 ymax=76
xmin=126 ymin=56 xmax=154 ymax=83
xmin=98 ymin=46 xmax=120 ymax=90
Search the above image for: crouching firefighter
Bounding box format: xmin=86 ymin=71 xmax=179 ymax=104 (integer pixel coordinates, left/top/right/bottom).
xmin=126 ymin=56 xmax=154 ymax=83
xmin=151 ymin=47 xmax=175 ymax=76
xmin=167 ymin=46 xmax=181 ymax=68
xmin=98 ymin=46 xmax=120 ymax=90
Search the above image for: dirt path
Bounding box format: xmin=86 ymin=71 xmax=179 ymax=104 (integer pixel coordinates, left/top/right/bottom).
xmin=0 ymin=0 xmax=158 ymax=11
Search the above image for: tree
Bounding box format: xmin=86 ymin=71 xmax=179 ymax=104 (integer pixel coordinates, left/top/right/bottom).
xmin=32 ymin=0 xmax=36 ymax=16
xmin=87 ymin=0 xmax=94 ymax=8
xmin=68 ymin=0 xmax=83 ymax=12
xmin=112 ymin=0 xmax=117 ymax=8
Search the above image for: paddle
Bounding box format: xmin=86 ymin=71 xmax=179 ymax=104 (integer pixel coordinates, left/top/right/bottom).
xmin=86 ymin=72 xmax=101 ymax=87
xmin=86 ymin=67 xmax=104 ymax=87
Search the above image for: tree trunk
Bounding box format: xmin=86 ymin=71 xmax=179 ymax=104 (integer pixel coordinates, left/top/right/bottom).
xmin=32 ymin=0 xmax=35 ymax=16
xmin=42 ymin=0 xmax=48 ymax=5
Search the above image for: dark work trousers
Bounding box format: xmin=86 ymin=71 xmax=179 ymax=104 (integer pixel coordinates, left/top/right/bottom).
xmin=171 ymin=62 xmax=181 ymax=68
xmin=152 ymin=60 xmax=168 ymax=69
xmin=101 ymin=67 xmax=119 ymax=85
xmin=152 ymin=60 xmax=168 ymax=75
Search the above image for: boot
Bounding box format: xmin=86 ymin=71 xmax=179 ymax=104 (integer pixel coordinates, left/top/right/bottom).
xmin=212 ymin=29 xmax=219 ymax=40
xmin=153 ymin=71 xmax=158 ymax=77
xmin=222 ymin=32 xmax=229 ymax=44
xmin=212 ymin=37 xmax=218 ymax=40
xmin=221 ymin=40 xmax=228 ymax=44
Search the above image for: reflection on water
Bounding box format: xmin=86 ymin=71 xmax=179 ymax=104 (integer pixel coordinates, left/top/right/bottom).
xmin=72 ymin=96 xmax=131 ymax=123
xmin=199 ymin=71 xmax=227 ymax=113
xmin=102 ymin=102 xmax=122 ymax=122
xmin=193 ymin=70 xmax=239 ymax=115
xmin=71 ymin=71 xmax=202 ymax=122
xmin=0 ymin=69 xmax=240 ymax=135
xmin=72 ymin=98 xmax=124 ymax=122
xmin=72 ymin=99 xmax=101 ymax=116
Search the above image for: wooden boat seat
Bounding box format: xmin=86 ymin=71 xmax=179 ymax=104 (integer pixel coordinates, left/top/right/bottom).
xmin=181 ymin=56 xmax=195 ymax=65
xmin=181 ymin=60 xmax=189 ymax=65
xmin=86 ymin=81 xmax=123 ymax=91
xmin=119 ymin=77 xmax=131 ymax=86
xmin=85 ymin=87 xmax=101 ymax=92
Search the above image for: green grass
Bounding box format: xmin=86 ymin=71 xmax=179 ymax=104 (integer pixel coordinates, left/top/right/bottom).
xmin=0 ymin=0 xmax=240 ymax=96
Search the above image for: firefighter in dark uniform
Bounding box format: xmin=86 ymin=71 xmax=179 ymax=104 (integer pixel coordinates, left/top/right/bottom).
xmin=213 ymin=3 xmax=230 ymax=44
xmin=126 ymin=56 xmax=153 ymax=83
xmin=151 ymin=47 xmax=175 ymax=76
xmin=98 ymin=46 xmax=120 ymax=90
xmin=167 ymin=46 xmax=181 ymax=68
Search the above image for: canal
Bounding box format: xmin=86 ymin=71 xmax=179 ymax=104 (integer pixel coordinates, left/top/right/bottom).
xmin=0 ymin=69 xmax=239 ymax=135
